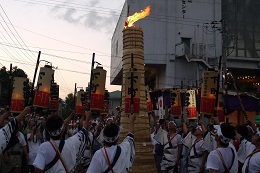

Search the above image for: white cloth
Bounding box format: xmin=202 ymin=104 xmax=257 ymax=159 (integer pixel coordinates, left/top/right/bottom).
xmin=87 ymin=133 xmax=135 ymax=173
xmin=237 ymin=138 xmax=256 ymax=163
xmin=154 ymin=129 xmax=182 ymax=171
xmin=206 ymin=146 xmax=238 ymax=173
xmin=82 ymin=132 xmax=94 ymax=169
xmin=242 ymin=151 xmax=260 ymax=173
xmin=182 ymin=132 xmax=196 ymax=149
xmin=151 ymin=131 xmax=158 ymax=154
xmin=187 ymin=139 xmax=206 ymax=173
xmin=0 ymin=119 xmax=17 ymax=155
xmin=33 ymin=127 xmax=88 ymax=173
xmin=27 ymin=132 xmax=41 ymax=165
xmin=17 ymin=132 xmax=26 ymax=147
xmin=203 ymin=131 xmax=217 ymax=152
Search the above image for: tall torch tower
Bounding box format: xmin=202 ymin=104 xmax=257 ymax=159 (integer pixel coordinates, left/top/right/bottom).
xmin=120 ymin=6 xmax=156 ymax=172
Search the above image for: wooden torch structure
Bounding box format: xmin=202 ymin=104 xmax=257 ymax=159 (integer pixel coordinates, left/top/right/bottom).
xmin=120 ymin=6 xmax=156 ymax=172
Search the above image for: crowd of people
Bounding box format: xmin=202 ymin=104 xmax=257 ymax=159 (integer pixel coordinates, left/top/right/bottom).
xmin=150 ymin=112 xmax=260 ymax=173
xmin=0 ymin=106 xmax=260 ymax=173
xmin=0 ymin=107 xmax=135 ymax=173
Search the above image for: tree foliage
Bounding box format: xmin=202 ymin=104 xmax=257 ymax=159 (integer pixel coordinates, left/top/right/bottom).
xmin=0 ymin=66 xmax=29 ymax=107
xmin=61 ymin=93 xmax=75 ymax=118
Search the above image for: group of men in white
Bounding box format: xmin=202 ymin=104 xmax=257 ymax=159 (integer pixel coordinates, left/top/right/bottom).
xmin=0 ymin=107 xmax=135 ymax=173
xmin=151 ymin=114 xmax=260 ymax=173
xmin=1 ymin=106 xmax=260 ymax=173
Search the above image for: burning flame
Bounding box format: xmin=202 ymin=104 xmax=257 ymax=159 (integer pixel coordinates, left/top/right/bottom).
xmin=125 ymin=6 xmax=151 ymax=28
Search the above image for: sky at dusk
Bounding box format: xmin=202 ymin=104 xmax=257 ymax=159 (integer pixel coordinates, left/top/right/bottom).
xmin=0 ymin=0 xmax=126 ymax=99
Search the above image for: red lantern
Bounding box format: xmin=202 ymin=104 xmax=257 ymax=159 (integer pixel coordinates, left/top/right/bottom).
xmin=124 ymin=71 xmax=141 ymax=114
xmin=76 ymin=89 xmax=85 ymax=115
xmin=33 ymin=65 xmax=54 ymax=108
xmin=10 ymin=77 xmax=27 ymax=113
xmin=171 ymin=89 xmax=182 ymax=117
xmin=145 ymin=86 xmax=152 ymax=112
xmin=200 ymin=71 xmax=218 ymax=115
xmin=90 ymin=66 xmax=107 ymax=111
xmin=49 ymin=83 xmax=59 ymax=111
xmin=103 ymin=90 xmax=109 ymax=113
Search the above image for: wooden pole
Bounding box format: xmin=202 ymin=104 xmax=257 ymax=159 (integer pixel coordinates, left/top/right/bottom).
xmin=73 ymin=83 xmax=77 ymax=120
xmin=88 ymin=53 xmax=95 ymax=111
xmin=214 ymin=56 xmax=222 ymax=117
xmin=28 ymin=51 xmax=41 ymax=106
xmin=130 ymin=53 xmax=134 ymax=115
xmin=6 ymin=64 xmax=12 ymax=111
xmin=230 ymin=73 xmax=248 ymax=122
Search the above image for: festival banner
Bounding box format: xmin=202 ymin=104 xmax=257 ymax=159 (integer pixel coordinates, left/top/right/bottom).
xmin=158 ymin=96 xmax=164 ymax=119
xmin=200 ymin=71 xmax=218 ymax=116
xmin=90 ymin=66 xmax=106 ymax=111
xmin=125 ymin=71 xmax=141 ymax=113
xmin=186 ymin=90 xmax=197 ymax=119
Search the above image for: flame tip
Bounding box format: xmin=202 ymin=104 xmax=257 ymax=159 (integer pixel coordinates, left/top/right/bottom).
xmin=125 ymin=5 xmax=151 ymax=28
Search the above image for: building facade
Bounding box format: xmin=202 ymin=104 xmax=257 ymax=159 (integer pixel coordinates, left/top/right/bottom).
xmin=222 ymin=0 xmax=260 ymax=93
xmin=111 ymin=0 xmax=260 ymax=93
xmin=111 ymin=0 xmax=222 ymax=90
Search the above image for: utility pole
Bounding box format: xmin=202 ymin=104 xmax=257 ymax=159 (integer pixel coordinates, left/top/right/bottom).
xmin=221 ymin=20 xmax=229 ymax=123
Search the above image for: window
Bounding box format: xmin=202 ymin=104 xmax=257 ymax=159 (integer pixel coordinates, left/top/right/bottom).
xmin=181 ymin=38 xmax=191 ymax=50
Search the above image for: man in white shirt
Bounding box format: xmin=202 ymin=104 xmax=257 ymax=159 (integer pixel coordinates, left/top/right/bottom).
xmin=206 ymin=123 xmax=238 ymax=173
xmin=154 ymin=121 xmax=182 ymax=173
xmin=236 ymin=127 xmax=260 ymax=173
xmin=0 ymin=107 xmax=31 ymax=155
xmin=87 ymin=113 xmax=136 ymax=173
xmin=33 ymin=111 xmax=91 ymax=173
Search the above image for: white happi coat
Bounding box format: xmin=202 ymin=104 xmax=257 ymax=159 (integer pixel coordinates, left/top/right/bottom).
xmin=238 ymin=140 xmax=260 ymax=173
xmin=182 ymin=132 xmax=206 ymax=173
xmin=206 ymin=146 xmax=238 ymax=173
xmin=154 ymin=128 xmax=182 ymax=171
xmin=237 ymin=138 xmax=256 ymax=163
xmin=203 ymin=131 xmax=217 ymax=153
xmin=0 ymin=119 xmax=17 ymax=155
xmin=33 ymin=128 xmax=89 ymax=173
xmin=87 ymin=132 xmax=135 ymax=173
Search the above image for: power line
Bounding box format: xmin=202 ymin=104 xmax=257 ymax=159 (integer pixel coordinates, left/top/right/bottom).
xmin=13 ymin=0 xmax=221 ymax=23
xmin=0 ymin=12 xmax=35 ymax=65
xmin=10 ymin=0 xmax=219 ymax=29
xmin=0 ymin=5 xmax=36 ymax=62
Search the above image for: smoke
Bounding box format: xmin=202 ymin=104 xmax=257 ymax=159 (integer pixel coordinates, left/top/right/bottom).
xmin=49 ymin=0 xmax=120 ymax=34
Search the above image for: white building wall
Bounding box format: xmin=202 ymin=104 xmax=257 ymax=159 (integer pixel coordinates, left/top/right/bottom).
xmin=111 ymin=0 xmax=222 ymax=88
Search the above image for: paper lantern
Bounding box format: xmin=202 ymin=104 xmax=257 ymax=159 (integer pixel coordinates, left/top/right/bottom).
xmin=103 ymin=90 xmax=109 ymax=113
xmin=49 ymin=83 xmax=59 ymax=111
xmin=90 ymin=66 xmax=107 ymax=111
xmin=200 ymin=71 xmax=218 ymax=115
xmin=76 ymin=89 xmax=85 ymax=115
xmin=185 ymin=90 xmax=197 ymax=119
xmin=124 ymin=71 xmax=141 ymax=114
xmin=33 ymin=65 xmax=54 ymax=108
xmin=145 ymin=86 xmax=153 ymax=112
xmin=171 ymin=89 xmax=182 ymax=117
xmin=10 ymin=77 xmax=27 ymax=113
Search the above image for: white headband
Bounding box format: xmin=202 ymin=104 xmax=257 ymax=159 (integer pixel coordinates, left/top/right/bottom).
xmin=48 ymin=124 xmax=64 ymax=137
xmin=168 ymin=121 xmax=176 ymax=126
xmin=247 ymin=125 xmax=255 ymax=134
xmin=103 ymin=126 xmax=122 ymax=143
xmin=196 ymin=125 xmax=202 ymax=132
xmin=257 ymin=128 xmax=260 ymax=137
xmin=214 ymin=125 xmax=231 ymax=144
